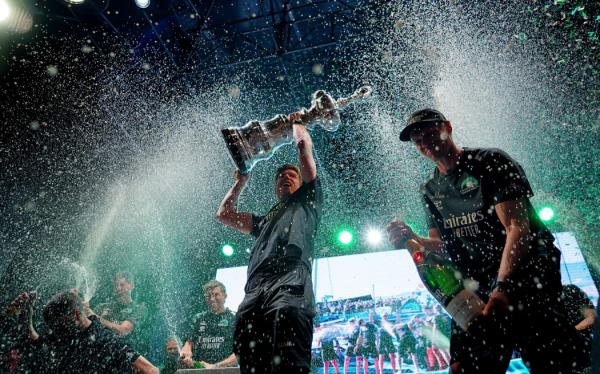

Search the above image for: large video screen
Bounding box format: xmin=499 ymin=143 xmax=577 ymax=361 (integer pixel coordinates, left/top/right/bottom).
xmin=216 ymin=232 xmax=597 ymax=373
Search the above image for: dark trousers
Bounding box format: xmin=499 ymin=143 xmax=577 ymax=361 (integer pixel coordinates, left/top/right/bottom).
xmin=233 ymin=307 xmax=313 ymax=374
xmin=450 ymin=254 xmax=591 ymax=374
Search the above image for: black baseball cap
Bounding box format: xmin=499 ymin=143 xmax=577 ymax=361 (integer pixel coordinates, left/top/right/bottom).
xmin=399 ymin=108 xmax=447 ymax=142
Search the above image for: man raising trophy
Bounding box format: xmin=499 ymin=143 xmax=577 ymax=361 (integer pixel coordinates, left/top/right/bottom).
xmin=217 ymin=86 xmax=369 ymax=373
xmin=216 ymin=111 xmax=321 ymax=373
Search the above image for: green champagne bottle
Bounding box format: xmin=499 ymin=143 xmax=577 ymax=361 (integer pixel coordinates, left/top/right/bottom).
xmin=406 ymin=239 xmax=485 ymax=331
xmin=193 ymin=361 xmax=205 ymax=369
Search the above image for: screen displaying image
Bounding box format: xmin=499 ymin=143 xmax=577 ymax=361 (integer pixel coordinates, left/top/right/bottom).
xmin=216 ymin=232 xmax=597 ymax=373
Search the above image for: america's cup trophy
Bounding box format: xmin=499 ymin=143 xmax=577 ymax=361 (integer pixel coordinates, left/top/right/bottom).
xmin=221 ymin=86 xmax=372 ymax=173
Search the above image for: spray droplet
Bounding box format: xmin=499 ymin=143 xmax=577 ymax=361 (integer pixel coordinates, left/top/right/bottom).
xmin=46 ymin=65 xmax=58 ymax=76
xmin=228 ymin=86 xmax=241 ymax=98
xmin=312 ymin=63 xmax=323 ymax=75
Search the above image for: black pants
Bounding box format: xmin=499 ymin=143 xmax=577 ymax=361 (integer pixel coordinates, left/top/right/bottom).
xmin=233 ymin=307 xmax=313 ymax=374
xmin=450 ymin=254 xmax=591 ymax=374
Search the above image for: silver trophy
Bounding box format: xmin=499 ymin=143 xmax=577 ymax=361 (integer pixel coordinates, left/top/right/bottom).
xmin=221 ymin=85 xmax=372 ymax=173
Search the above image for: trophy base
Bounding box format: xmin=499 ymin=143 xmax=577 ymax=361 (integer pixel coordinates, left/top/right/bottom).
xmin=221 ymin=128 xmax=251 ymax=174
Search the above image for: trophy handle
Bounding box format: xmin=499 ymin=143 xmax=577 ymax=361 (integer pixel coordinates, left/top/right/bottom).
xmin=335 ymin=85 xmax=372 ymax=109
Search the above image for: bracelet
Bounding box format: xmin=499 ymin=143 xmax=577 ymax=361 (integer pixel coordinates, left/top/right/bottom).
xmin=494 ymin=280 xmax=509 ymax=294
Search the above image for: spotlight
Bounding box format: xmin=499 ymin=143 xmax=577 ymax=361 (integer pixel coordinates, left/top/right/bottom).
xmin=222 ymin=244 xmax=234 ymax=257
xmin=366 ymin=228 xmax=383 ymax=246
xmin=539 ymin=207 xmax=555 ymax=222
xmin=0 ymin=2 xmax=32 ymax=33
xmin=135 ymin=0 xmax=150 ymax=8
xmin=337 ymin=229 xmax=353 ymax=246
xmin=0 ymin=1 xmax=10 ymax=22
xmin=64 ymin=0 xmax=86 ymax=4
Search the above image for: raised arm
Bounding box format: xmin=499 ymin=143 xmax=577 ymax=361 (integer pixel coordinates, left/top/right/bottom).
xmin=6 ymin=292 xmax=39 ymax=341
xmin=83 ymin=302 xmax=134 ymax=336
xmin=98 ymin=318 xmax=134 ymax=336
xmin=216 ymin=170 xmax=254 ymax=234
xmin=289 ymin=113 xmax=317 ymax=182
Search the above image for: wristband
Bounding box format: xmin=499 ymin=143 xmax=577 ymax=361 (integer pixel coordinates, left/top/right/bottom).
xmin=493 ymin=280 xmax=509 ymax=294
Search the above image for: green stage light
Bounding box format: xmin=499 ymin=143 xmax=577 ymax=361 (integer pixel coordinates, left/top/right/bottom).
xmin=338 ymin=230 xmax=353 ymax=245
xmin=222 ymin=244 xmax=234 ymax=256
xmin=539 ymin=207 xmax=555 ymax=222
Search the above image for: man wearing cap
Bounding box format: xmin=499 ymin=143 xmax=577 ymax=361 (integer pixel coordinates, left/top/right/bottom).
xmin=387 ymin=109 xmax=590 ymax=373
xmin=216 ymin=115 xmax=322 ymax=374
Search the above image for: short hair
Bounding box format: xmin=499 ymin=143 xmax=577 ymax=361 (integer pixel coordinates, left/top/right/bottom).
xmin=115 ymin=271 xmax=134 ymax=285
xmin=202 ymin=280 xmax=226 ymax=295
xmin=275 ymin=164 xmax=301 ymax=181
xmin=165 ymin=335 xmax=182 ymax=345
xmin=43 ymin=291 xmax=81 ymax=324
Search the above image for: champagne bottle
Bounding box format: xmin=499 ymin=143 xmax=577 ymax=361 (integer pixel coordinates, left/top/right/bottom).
xmin=193 ymin=360 xmax=205 ymax=369
xmin=406 ymin=239 xmax=484 ymax=331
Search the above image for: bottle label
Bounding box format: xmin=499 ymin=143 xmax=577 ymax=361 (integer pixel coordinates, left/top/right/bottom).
xmin=445 ymin=288 xmax=485 ymax=331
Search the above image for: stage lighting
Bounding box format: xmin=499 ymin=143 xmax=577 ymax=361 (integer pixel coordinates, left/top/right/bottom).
xmin=337 ymin=230 xmax=353 ymax=245
xmin=222 ymin=244 xmax=234 ymax=257
xmin=64 ymin=0 xmax=85 ymax=4
xmin=366 ymin=228 xmax=383 ymax=246
xmin=0 ymin=0 xmax=10 ymax=22
xmin=135 ymin=0 xmax=150 ymax=8
xmin=539 ymin=207 xmax=555 ymax=222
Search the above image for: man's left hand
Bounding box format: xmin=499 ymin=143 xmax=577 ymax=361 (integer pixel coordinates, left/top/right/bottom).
xmin=482 ymin=288 xmax=510 ymax=316
xmin=200 ymin=361 xmax=216 ymax=369
xmin=288 ymin=111 xmax=303 ymax=124
xmin=179 ymin=356 xmax=193 ymax=368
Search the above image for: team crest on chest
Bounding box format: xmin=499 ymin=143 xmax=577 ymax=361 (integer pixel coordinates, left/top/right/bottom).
xmin=218 ymin=318 xmax=229 ymax=327
xmin=458 ymin=174 xmax=479 ymax=194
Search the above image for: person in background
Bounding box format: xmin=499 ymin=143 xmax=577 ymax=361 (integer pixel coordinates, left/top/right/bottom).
xmin=43 ymin=290 xmax=158 ymax=373
xmin=343 ymin=318 xmax=362 ymax=374
xmin=86 ymin=270 xmax=146 ymax=354
xmin=378 ymin=313 xmax=398 ymax=373
xmin=431 ymin=304 xmax=451 ymax=365
xmin=422 ymin=305 xmax=448 ymax=370
xmin=394 ymin=322 xmax=420 ymax=374
xmin=357 ymin=319 xmax=380 ymax=374
xmin=0 ymin=291 xmax=40 ymax=373
xmin=315 ymin=324 xmax=340 ymax=374
xmin=159 ymin=335 xmax=183 ymax=374
xmin=180 ymin=280 xmax=237 ymax=369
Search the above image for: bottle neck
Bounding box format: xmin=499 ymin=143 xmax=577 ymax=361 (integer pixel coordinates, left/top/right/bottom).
xmin=412 ymin=250 xmax=426 ymax=265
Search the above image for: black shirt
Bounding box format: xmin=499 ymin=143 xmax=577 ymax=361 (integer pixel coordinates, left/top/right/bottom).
xmin=184 ymin=309 xmax=236 ymax=363
xmin=561 ymin=285 xmax=594 ymax=327
xmin=237 ymin=177 xmax=323 ymax=318
xmin=42 ymin=317 xmax=140 ymax=373
xmin=421 ymin=148 xmax=556 ymax=288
